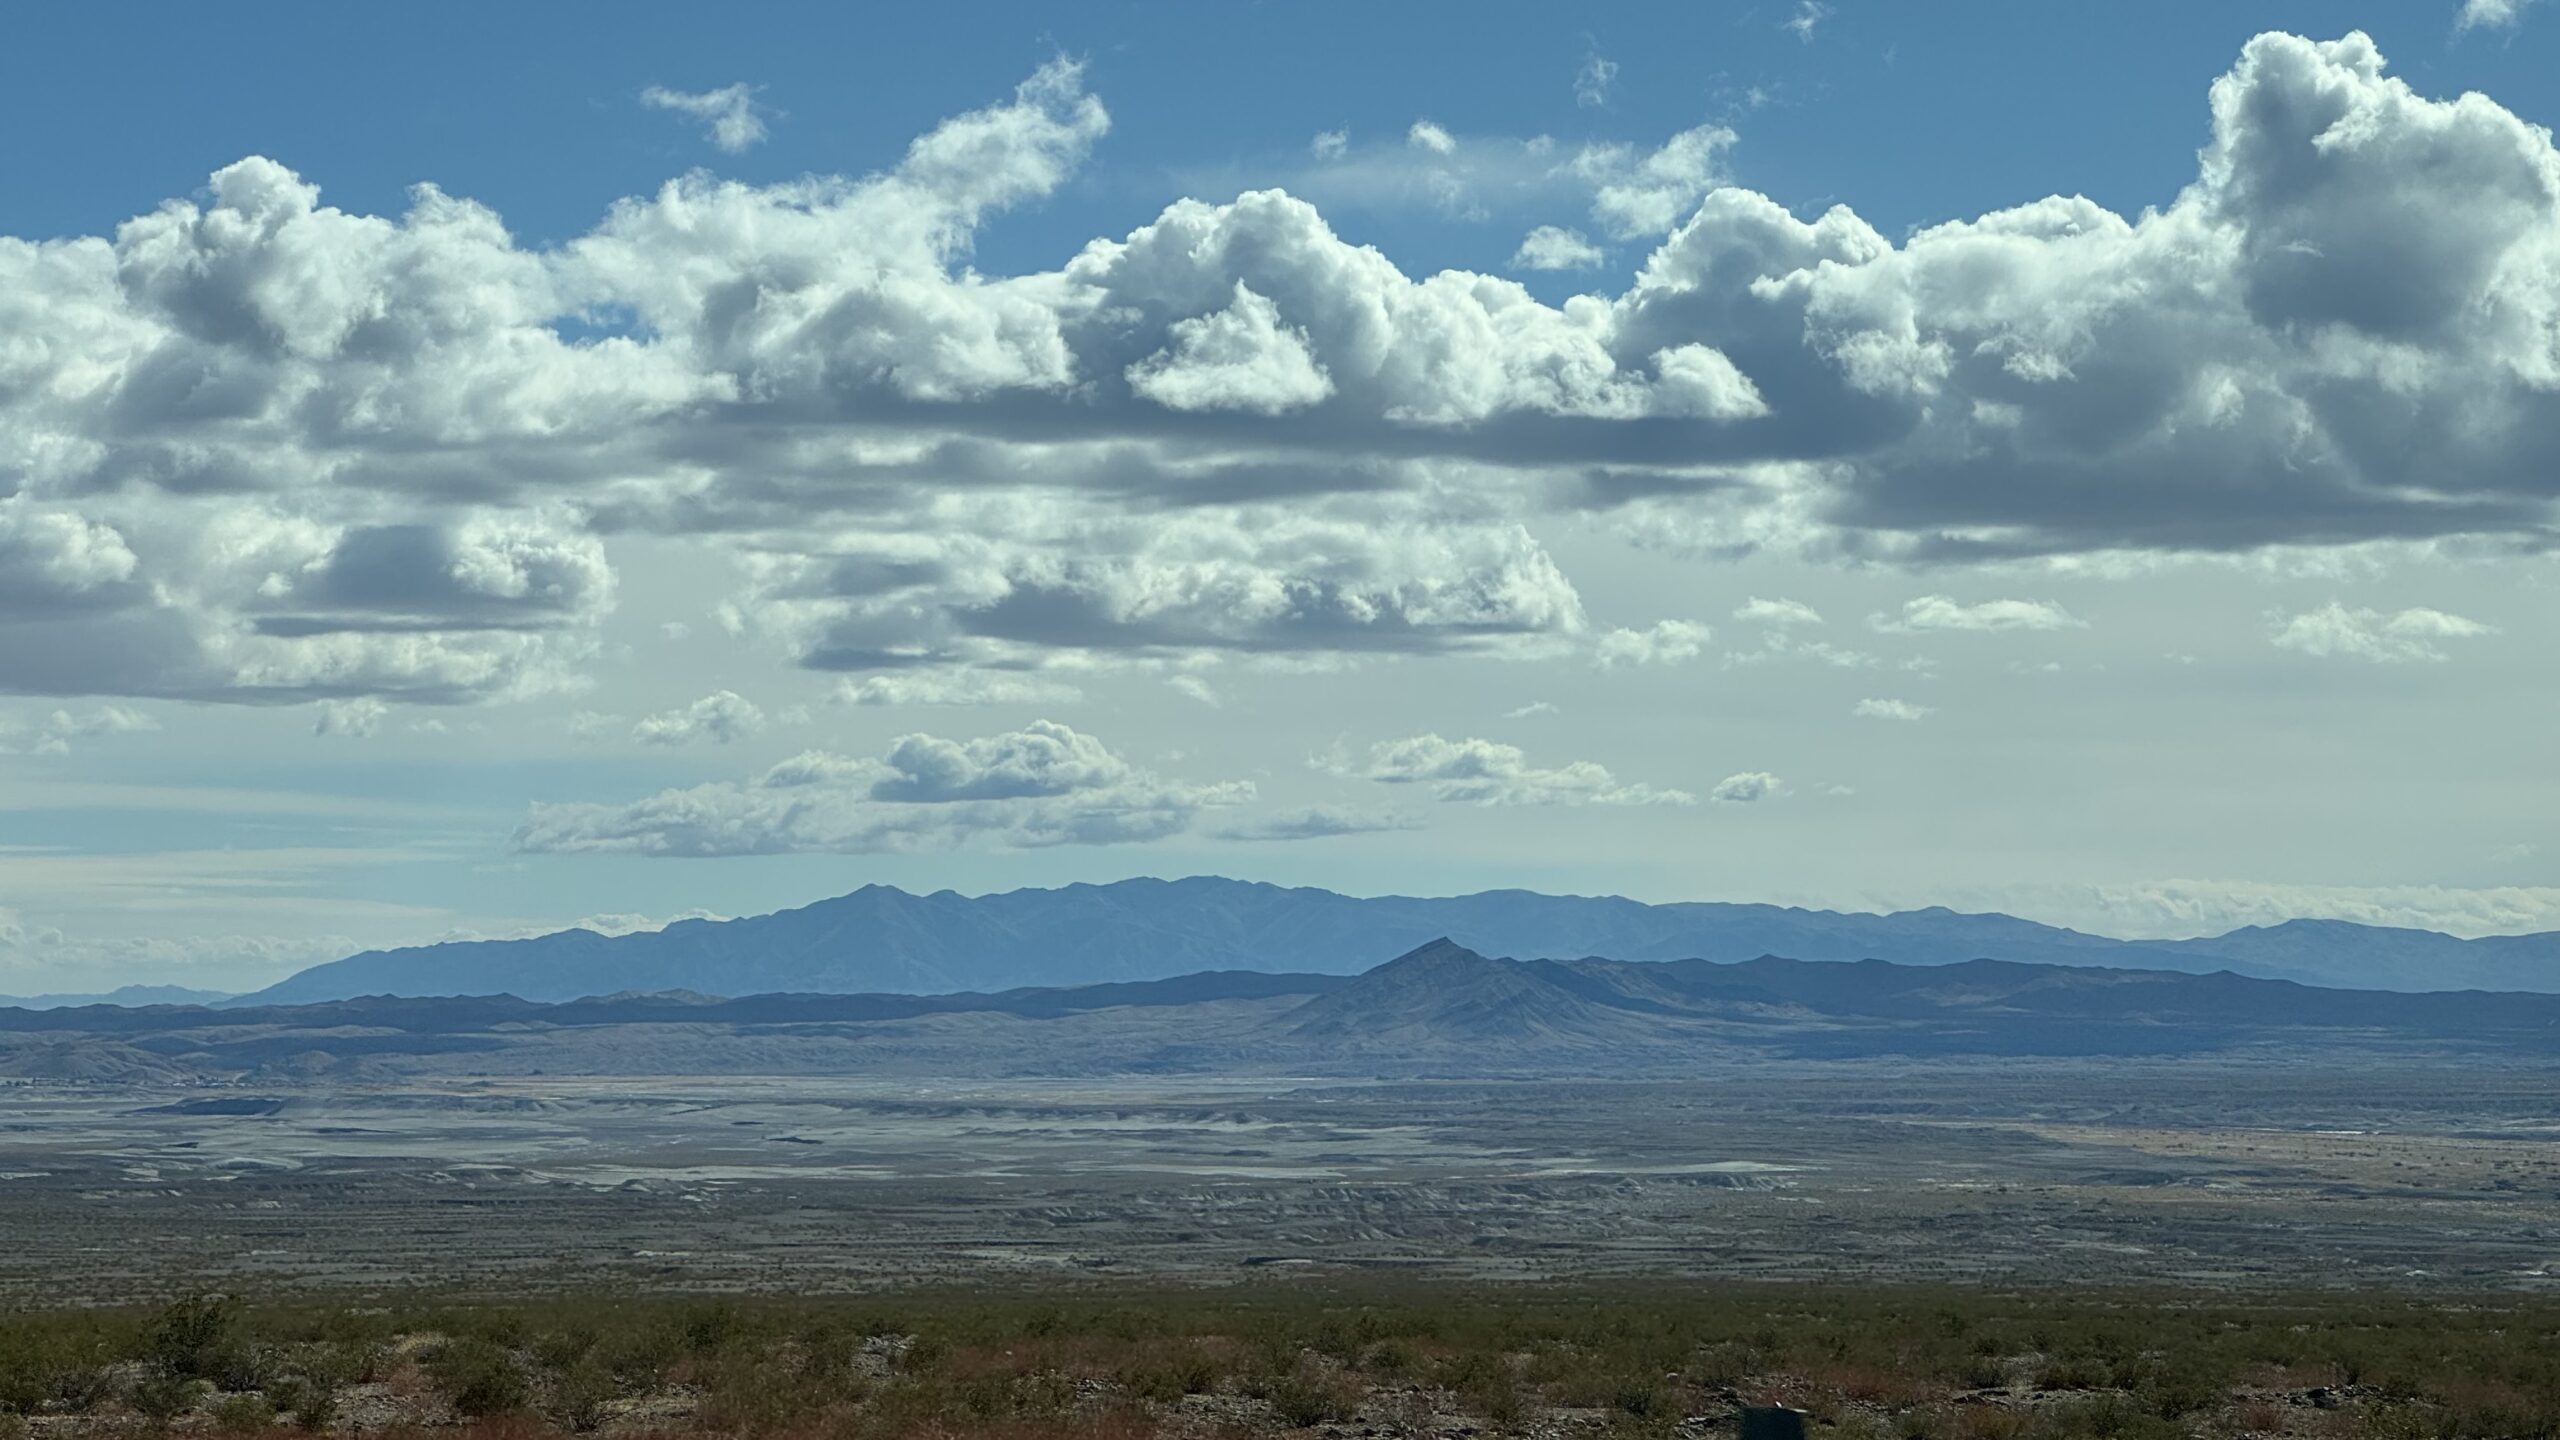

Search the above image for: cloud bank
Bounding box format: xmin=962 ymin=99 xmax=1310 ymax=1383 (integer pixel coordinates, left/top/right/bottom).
xmin=3 ymin=33 xmax=2556 ymax=727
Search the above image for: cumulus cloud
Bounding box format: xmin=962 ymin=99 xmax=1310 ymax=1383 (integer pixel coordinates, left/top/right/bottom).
xmin=311 ymin=697 xmax=387 ymax=738
xmin=1511 ymin=225 xmax=1605 ymax=271
xmin=1349 ymin=733 xmax=1692 ymax=806
xmin=1723 ymin=633 xmax=1875 ymax=669
xmin=1125 ymin=282 xmax=1334 ymax=414
xmin=640 ymin=83 xmax=772 ymax=153
xmin=1784 ymin=1 xmax=1831 ymax=41
xmin=632 ymin=690 xmax=767 ymax=745
xmin=0 ymin=704 xmax=158 ymax=754
xmin=1581 ymin=125 xmax=1736 ymax=238
xmin=1710 ymin=770 xmax=1783 ymax=803
xmin=1872 ymin=597 xmax=2085 ymax=633
xmin=2269 ymin=602 xmax=2495 ymax=662
xmin=1733 ymin=596 xmax=1823 ymax=627
xmin=1853 ymin=697 xmax=1932 ymax=721
xmin=2456 ymin=0 xmax=2538 ymax=31
xmin=740 ymin=511 xmax=1588 ymax=672
xmin=515 ymin=719 xmax=1249 ymax=856
xmin=7 ymin=35 xmax=2560 ymax=720
xmin=834 ymin=672 xmax=1086 ymax=707
xmin=1213 ymin=805 xmax=1420 ymax=841
xmin=1594 ymin=618 xmax=1711 ymax=668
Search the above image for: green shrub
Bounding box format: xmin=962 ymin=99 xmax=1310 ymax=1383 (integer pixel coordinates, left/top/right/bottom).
xmin=207 ymin=1391 xmax=275 ymax=1434
xmin=1257 ymin=1369 xmax=1359 ymax=1428
xmin=263 ymin=1373 xmax=337 ymax=1431
xmin=425 ymin=1337 xmax=527 ymax=1418
xmin=547 ymin=1357 xmax=616 ymax=1433
xmin=124 ymin=1372 xmax=205 ymax=1430
xmin=146 ymin=1295 xmax=244 ymax=1383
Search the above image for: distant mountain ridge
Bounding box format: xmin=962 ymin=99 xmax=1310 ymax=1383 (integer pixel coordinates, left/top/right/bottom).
xmin=13 ymin=940 xmax=2560 ymax=1079
xmin=236 ymin=876 xmax=2560 ymax=1005
xmin=0 ymin=984 xmax=235 ymax=1011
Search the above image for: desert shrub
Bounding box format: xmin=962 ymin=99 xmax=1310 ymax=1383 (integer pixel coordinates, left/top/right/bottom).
xmin=426 ymin=1337 xmax=528 ymax=1418
xmin=593 ymin=1319 xmax=682 ymax=1388
xmin=51 ymin=1362 xmax=117 ymax=1414
xmin=1117 ymin=1346 xmax=1221 ymax=1404
xmin=1689 ymin=1340 xmax=1762 ymax=1389
xmin=1360 ymin=1338 xmax=1416 ymax=1376
xmin=530 ymin=1324 xmax=598 ymax=1370
xmin=696 ymin=1350 xmax=819 ymax=1434
xmin=1435 ymin=1352 xmax=1522 ymax=1426
xmin=2022 ymin=1394 xmax=2181 ymax=1440
xmin=124 ymin=1371 xmax=205 ymax=1431
xmin=2032 ymin=1353 xmax=2112 ymax=1392
xmin=264 ymin=1373 xmax=337 ymax=1431
xmin=208 ymin=1390 xmax=275 ymax=1434
xmin=147 ymin=1294 xmax=245 ymax=1382
xmin=545 ymin=1357 xmax=616 ymax=1433
xmin=1254 ymin=1368 xmax=1360 ymax=1427
xmin=1956 ymin=1406 xmax=2029 ymax=1440
xmin=1611 ymin=1378 xmax=1671 ymax=1419
xmin=678 ymin=1301 xmax=741 ymax=1355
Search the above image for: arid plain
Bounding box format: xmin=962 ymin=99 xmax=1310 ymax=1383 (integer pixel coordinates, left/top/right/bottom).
xmin=6 ymin=1062 xmax=2555 ymax=1304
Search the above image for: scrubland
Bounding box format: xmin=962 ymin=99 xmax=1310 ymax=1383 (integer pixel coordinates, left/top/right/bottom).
xmin=3 ymin=1287 xmax=2555 ymax=1440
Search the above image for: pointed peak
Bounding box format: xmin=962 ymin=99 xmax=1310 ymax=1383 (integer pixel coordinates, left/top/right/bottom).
xmin=1375 ymin=936 xmax=1494 ymax=970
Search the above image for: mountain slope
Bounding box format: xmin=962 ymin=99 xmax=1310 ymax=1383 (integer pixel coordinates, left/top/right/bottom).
xmin=22 ymin=943 xmax=2551 ymax=1080
xmin=238 ymin=876 xmax=2560 ymax=1004
xmin=1278 ymin=943 xmax=2560 ymax=1063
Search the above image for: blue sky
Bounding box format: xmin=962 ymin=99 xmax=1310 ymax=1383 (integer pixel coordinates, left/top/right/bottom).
xmin=2 ymin=1 xmax=2557 ymax=992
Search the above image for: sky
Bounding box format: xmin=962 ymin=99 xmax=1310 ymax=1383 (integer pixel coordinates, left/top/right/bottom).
xmin=3 ymin=0 xmax=2559 ymax=993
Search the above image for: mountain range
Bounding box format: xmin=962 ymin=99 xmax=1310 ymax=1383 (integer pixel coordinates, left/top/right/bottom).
xmin=10 ymin=939 xmax=2558 ymax=1082
xmin=0 ymin=984 xmax=236 ymax=1011
xmin=236 ymin=877 xmax=2560 ymax=1004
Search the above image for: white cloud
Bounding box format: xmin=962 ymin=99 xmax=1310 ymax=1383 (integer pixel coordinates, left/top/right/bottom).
xmin=833 ymin=672 xmax=1087 ymax=707
xmin=1724 ymin=633 xmax=1875 ymax=669
xmin=1580 ymin=125 xmax=1736 ymax=238
xmin=1733 ymin=596 xmax=1824 ymax=628
xmin=1710 ymin=771 xmax=1783 ymax=803
xmin=311 ymin=697 xmax=388 ymax=739
xmin=1167 ymin=674 xmax=1222 ymax=707
xmin=4 ymin=35 xmax=2560 ymax=724
xmin=1872 ymin=597 xmax=2086 ymax=633
xmin=1511 ymin=225 xmax=1605 ymax=271
xmin=1214 ymin=805 xmax=1419 ymax=841
xmin=2456 ymin=0 xmax=2538 ymax=31
xmin=0 ymin=705 xmax=159 ymax=755
xmin=1853 ymin=697 xmax=1932 ymax=721
xmin=1574 ymin=53 xmax=1619 ymax=108
xmin=1594 ymin=619 xmax=1711 ymax=668
xmin=1407 ymin=120 xmax=1457 ymax=155
xmin=1126 ymin=282 xmax=1334 ymax=415
xmin=1784 ymin=1 xmax=1831 ymax=41
xmin=632 ymin=690 xmax=766 ymax=746
xmin=2270 ymin=602 xmax=2495 ymax=662
xmin=1310 ymin=128 xmax=1349 ymax=161
xmin=516 ymin=720 xmax=1249 ymax=856
xmin=640 ymin=83 xmax=772 ymax=153
xmin=1504 ymin=701 xmax=1558 ymax=718
xmin=1351 ymin=734 xmax=1692 ymax=806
